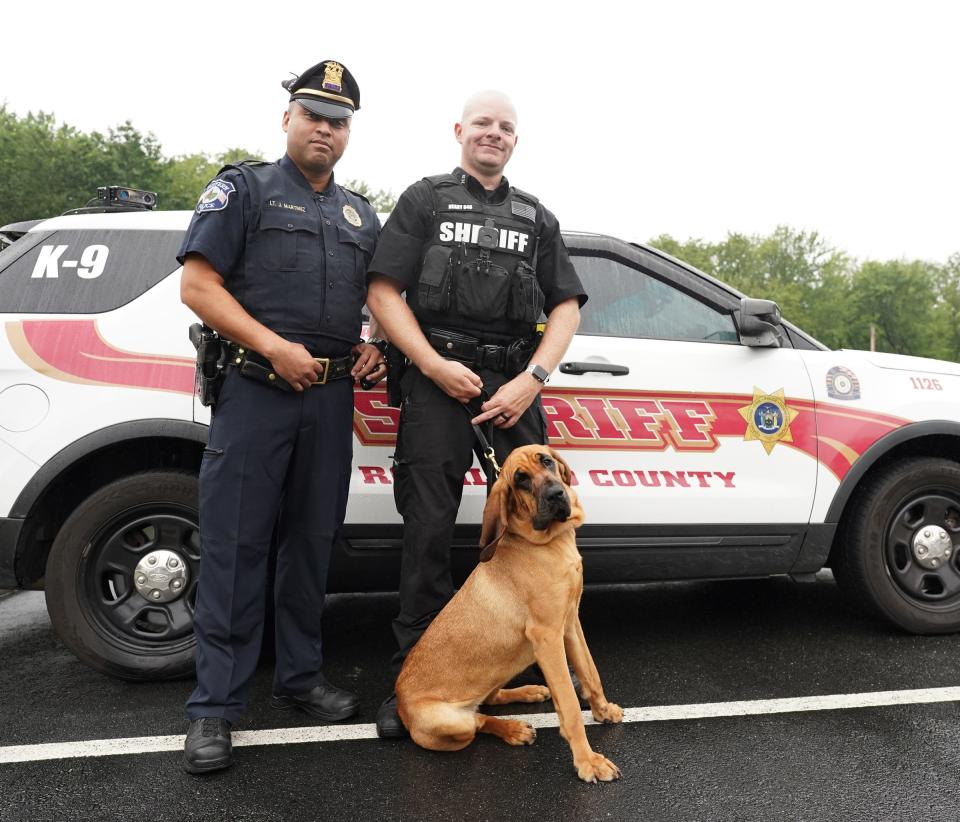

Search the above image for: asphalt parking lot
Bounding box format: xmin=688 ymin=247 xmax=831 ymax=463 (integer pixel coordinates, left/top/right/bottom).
xmin=3 ymin=574 xmax=960 ymax=822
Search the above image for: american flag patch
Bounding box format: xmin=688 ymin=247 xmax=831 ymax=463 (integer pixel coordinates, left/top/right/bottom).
xmin=511 ymin=201 xmax=536 ymax=222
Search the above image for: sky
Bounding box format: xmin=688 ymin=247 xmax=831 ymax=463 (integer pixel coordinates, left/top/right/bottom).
xmin=1 ymin=0 xmax=957 ymax=263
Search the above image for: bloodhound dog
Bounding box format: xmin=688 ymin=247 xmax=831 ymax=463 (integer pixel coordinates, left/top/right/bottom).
xmin=395 ymin=444 xmax=622 ymax=783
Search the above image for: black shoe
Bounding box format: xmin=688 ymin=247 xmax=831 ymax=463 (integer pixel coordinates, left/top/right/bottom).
xmin=183 ymin=717 xmax=233 ymax=775
xmin=375 ymin=693 xmax=408 ymax=739
xmin=271 ymin=677 xmax=359 ymax=722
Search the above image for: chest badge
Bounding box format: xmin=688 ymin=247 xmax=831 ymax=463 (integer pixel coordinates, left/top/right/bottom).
xmin=342 ymin=204 xmax=362 ymax=227
xmin=738 ymin=387 xmax=800 ymax=454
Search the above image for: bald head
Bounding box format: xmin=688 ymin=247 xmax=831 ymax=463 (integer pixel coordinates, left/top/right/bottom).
xmin=461 ymin=90 xmax=517 ymax=126
xmin=455 ymin=90 xmax=519 ymax=187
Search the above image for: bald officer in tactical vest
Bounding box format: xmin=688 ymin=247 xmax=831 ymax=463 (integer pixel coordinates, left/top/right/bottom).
xmin=366 ymin=90 xmax=587 ymax=738
xmin=178 ymin=60 xmax=383 ymax=773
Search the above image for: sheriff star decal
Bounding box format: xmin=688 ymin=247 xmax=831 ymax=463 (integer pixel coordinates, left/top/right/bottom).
xmin=738 ymin=387 xmax=799 ymax=454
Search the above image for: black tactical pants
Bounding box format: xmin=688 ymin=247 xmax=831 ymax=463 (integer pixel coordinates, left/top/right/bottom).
xmin=390 ymin=364 xmax=547 ymax=676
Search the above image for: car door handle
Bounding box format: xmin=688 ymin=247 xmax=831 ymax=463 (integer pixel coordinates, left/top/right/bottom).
xmin=559 ymin=361 xmax=630 ymax=376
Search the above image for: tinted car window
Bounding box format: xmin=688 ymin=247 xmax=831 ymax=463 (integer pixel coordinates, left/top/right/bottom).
xmin=0 ymin=230 xmax=184 ymax=313
xmin=572 ymin=254 xmax=738 ymax=342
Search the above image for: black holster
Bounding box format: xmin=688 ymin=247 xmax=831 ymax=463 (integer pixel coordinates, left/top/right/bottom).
xmin=505 ymin=334 xmax=537 ymax=376
xmin=385 ymin=343 xmax=406 ymax=408
xmin=188 ymin=323 xmax=229 ymax=407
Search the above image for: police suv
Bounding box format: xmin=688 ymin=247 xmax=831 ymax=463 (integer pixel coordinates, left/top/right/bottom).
xmin=2 ymin=187 xmax=959 ymax=681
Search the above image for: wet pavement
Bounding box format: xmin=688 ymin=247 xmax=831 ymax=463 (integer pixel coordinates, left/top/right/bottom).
xmin=2 ymin=575 xmax=960 ymax=821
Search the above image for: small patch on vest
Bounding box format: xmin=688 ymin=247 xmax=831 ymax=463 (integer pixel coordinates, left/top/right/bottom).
xmin=447 ymin=204 xmax=474 ymax=211
xmin=342 ymin=204 xmax=362 ymax=226
xmin=196 ymin=180 xmax=236 ymax=214
xmin=511 ymin=201 xmax=536 ymax=222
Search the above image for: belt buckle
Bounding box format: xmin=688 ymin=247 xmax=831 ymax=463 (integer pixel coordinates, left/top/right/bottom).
xmin=313 ymin=357 xmax=331 ymax=385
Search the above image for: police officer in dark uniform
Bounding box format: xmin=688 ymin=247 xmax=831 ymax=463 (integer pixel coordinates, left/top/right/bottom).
xmin=366 ymin=90 xmax=586 ymax=737
xmin=178 ymin=60 xmax=383 ymax=773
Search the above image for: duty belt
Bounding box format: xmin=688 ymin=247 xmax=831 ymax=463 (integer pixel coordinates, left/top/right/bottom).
xmin=226 ymin=343 xmax=354 ymax=391
xmin=427 ymin=328 xmax=514 ymax=372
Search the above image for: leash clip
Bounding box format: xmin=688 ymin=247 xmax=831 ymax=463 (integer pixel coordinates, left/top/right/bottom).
xmin=484 ymin=446 xmax=501 ymax=479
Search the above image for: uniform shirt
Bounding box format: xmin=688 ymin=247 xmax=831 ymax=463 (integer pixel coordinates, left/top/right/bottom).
xmin=368 ymin=168 xmax=586 ymax=322
xmin=178 ymin=155 xmax=379 ymax=355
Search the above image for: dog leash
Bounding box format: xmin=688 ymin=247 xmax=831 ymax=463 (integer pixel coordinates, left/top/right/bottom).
xmin=463 ymin=391 xmax=501 ymax=488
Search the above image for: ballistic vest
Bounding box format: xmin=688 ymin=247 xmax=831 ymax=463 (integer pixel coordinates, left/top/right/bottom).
xmin=223 ymin=157 xmax=376 ymax=345
xmin=409 ymin=173 xmax=544 ymax=339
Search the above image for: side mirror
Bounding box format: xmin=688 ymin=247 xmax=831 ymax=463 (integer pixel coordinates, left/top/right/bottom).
xmin=738 ymin=298 xmax=782 ymax=348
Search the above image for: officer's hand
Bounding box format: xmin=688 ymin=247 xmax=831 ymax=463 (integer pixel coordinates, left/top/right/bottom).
xmin=471 ymin=372 xmax=541 ymax=428
xmin=351 ymin=342 xmax=386 ymax=385
xmin=424 ymin=359 xmax=483 ymax=403
xmin=269 ymin=342 xmax=323 ymax=391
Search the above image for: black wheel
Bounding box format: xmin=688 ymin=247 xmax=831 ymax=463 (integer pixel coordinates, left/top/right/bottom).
xmin=833 ymin=457 xmax=960 ymax=633
xmin=44 ymin=471 xmax=201 ymax=680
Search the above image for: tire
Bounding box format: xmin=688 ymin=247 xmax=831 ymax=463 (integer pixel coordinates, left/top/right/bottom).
xmin=833 ymin=457 xmax=960 ymax=634
xmin=44 ymin=471 xmax=201 ymax=680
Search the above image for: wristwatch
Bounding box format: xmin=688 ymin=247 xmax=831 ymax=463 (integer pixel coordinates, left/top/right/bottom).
xmin=524 ymin=363 xmax=549 ymax=384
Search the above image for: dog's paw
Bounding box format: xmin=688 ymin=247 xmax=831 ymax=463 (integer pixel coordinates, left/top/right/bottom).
xmin=501 ymin=720 xmax=537 ymax=746
xmin=576 ymin=752 xmax=622 ymax=783
xmin=592 ymin=701 xmax=624 ymax=724
xmin=525 ymin=685 xmax=551 ymax=702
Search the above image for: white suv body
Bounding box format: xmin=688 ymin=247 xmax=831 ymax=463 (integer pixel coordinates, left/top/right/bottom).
xmin=2 ymin=209 xmax=959 ymax=679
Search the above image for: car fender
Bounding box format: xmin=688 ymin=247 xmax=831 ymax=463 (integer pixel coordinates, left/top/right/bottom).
xmin=825 ymin=419 xmax=960 ymax=524
xmin=9 ymin=418 xmax=209 ymax=519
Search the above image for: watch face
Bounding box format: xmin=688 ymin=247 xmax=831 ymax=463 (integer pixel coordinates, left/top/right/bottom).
xmin=529 ymin=364 xmax=548 ymax=383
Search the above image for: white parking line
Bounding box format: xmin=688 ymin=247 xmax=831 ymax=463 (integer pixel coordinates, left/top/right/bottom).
xmin=3 ymin=685 xmax=959 ymax=765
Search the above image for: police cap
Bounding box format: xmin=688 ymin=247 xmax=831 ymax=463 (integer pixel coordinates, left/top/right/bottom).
xmin=282 ymin=60 xmax=359 ymax=120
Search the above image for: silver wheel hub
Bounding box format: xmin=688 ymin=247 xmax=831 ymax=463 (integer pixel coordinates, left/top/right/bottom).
xmin=912 ymin=526 xmax=954 ymax=570
xmin=133 ymin=549 xmax=190 ymax=603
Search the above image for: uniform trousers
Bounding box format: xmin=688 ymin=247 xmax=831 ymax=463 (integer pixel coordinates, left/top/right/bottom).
xmin=186 ymin=367 xmax=354 ymax=722
xmin=390 ymin=363 xmax=547 ymax=676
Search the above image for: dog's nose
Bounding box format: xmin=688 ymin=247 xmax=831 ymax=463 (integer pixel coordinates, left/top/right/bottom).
xmin=544 ymin=482 xmax=566 ymax=502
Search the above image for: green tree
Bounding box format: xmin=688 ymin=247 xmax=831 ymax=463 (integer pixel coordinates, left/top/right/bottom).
xmin=647 ymin=234 xmax=717 ymax=274
xmin=851 ymin=260 xmax=938 ymax=355
xmin=931 ymin=252 xmax=960 ymax=362
xmin=0 ymin=108 xmax=168 ymax=223
xmin=344 ymin=179 xmax=396 ymax=213
xmin=0 ymin=107 xmax=396 ymax=221
xmin=161 ymin=148 xmax=263 ymax=210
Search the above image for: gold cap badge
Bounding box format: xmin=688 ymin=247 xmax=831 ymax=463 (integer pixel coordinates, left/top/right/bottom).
xmin=323 ymin=62 xmax=344 ymax=93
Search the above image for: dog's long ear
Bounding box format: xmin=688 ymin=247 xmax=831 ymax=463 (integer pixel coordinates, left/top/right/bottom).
xmin=551 ymin=447 xmax=573 ymax=486
xmin=479 ymin=480 xmax=510 ymax=562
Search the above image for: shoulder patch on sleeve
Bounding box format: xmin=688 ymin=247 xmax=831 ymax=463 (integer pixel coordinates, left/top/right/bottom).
xmin=196 ymin=179 xmax=237 ymax=214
